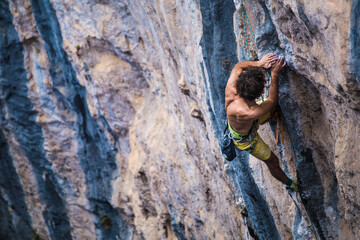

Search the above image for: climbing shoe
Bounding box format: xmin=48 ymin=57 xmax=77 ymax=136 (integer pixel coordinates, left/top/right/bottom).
xmin=284 ymin=179 xmax=299 ymax=192
xmin=288 ymin=180 xmax=299 ymax=192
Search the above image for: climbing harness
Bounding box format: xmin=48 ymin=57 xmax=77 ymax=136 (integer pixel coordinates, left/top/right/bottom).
xmin=220 ymin=119 xmax=258 ymax=161
xmin=228 ymin=119 xmax=258 ymax=153
xmin=220 ymin=121 xmax=237 ymax=161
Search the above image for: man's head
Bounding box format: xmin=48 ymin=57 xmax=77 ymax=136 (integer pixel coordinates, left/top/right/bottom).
xmin=236 ymin=67 xmax=266 ymax=101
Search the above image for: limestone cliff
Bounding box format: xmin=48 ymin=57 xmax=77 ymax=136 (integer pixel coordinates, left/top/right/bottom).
xmin=0 ymin=0 xmax=359 ymax=239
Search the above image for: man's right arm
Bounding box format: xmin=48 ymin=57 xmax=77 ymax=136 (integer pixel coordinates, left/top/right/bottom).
xmin=247 ymin=57 xmax=285 ymax=120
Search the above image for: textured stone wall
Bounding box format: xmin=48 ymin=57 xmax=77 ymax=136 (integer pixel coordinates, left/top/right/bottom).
xmin=0 ymin=0 xmax=359 ymax=239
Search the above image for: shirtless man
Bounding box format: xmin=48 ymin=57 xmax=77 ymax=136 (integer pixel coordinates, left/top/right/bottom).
xmin=225 ymin=53 xmax=298 ymax=191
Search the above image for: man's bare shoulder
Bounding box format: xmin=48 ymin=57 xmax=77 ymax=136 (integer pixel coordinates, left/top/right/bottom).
xmin=226 ymin=67 xmax=242 ymax=88
xmin=227 ymin=99 xmax=261 ymax=121
xmin=227 ymin=99 xmax=250 ymax=118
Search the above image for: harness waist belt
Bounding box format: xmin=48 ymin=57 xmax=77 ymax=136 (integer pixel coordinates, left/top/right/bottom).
xmin=228 ymin=120 xmax=257 ymax=140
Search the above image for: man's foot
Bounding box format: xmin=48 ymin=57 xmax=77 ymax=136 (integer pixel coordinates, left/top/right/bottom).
xmin=288 ymin=180 xmax=299 ymax=192
xmin=284 ymin=178 xmax=299 ymax=192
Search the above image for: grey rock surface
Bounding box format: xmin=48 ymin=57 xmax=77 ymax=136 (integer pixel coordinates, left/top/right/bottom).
xmin=0 ymin=0 xmax=359 ymax=239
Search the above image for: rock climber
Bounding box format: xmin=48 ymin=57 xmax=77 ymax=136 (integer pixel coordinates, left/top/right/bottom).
xmin=225 ymin=53 xmax=298 ymax=191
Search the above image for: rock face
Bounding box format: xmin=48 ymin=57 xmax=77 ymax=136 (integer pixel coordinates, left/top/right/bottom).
xmin=0 ymin=0 xmax=359 ymax=239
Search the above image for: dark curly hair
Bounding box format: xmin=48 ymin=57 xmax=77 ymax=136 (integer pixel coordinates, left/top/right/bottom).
xmin=236 ymin=68 xmax=266 ymax=101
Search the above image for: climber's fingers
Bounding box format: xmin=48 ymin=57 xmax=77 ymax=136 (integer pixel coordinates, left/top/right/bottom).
xmin=269 ymin=54 xmax=277 ymax=61
xmin=271 ymin=57 xmax=286 ymax=73
xmin=268 ymin=54 xmax=278 ymax=67
xmin=274 ymin=57 xmax=281 ymax=66
xmin=278 ymin=57 xmax=286 ymax=68
xmin=278 ymin=57 xmax=284 ymax=65
xmin=263 ymin=53 xmax=277 ymax=62
xmin=265 ymin=53 xmax=276 ymax=58
xmin=260 ymin=53 xmax=278 ymax=68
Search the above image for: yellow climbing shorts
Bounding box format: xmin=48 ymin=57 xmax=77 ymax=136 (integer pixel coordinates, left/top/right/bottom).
xmin=231 ymin=100 xmax=272 ymax=161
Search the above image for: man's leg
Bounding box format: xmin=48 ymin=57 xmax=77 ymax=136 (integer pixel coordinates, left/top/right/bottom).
xmin=263 ymin=152 xmax=289 ymax=183
xmin=241 ymin=133 xmax=298 ymax=191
